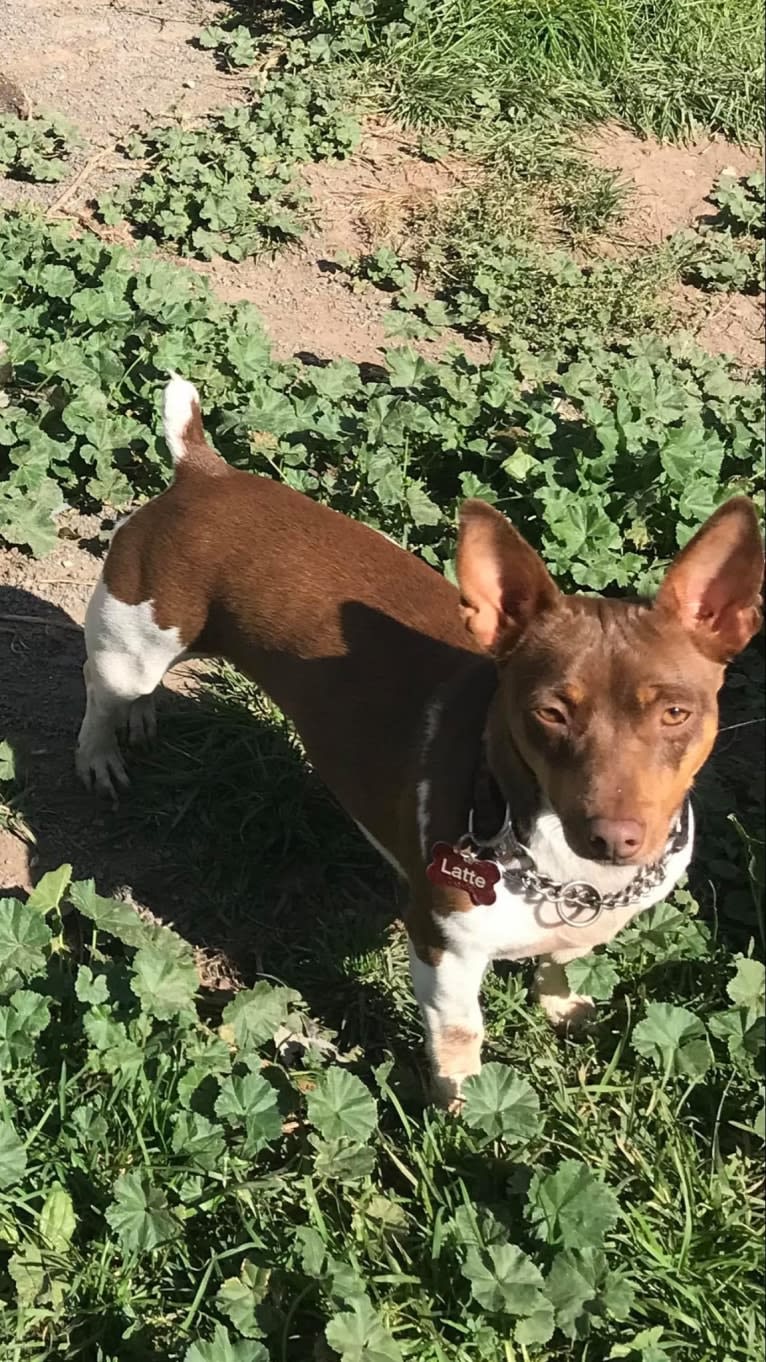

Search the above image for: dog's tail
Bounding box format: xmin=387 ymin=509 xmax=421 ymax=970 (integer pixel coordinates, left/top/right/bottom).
xmin=163 ymin=373 xmax=223 ymax=475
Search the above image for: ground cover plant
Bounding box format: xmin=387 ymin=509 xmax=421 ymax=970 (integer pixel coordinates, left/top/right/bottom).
xmin=97 ymin=68 xmax=360 ymax=260
xmin=0 ymin=806 xmax=762 ymax=1360
xmin=198 ymin=21 xmax=262 ymax=70
xmin=0 ymin=112 xmax=81 ymax=183
xmin=673 ymin=170 xmax=765 ymax=295
xmin=0 ymin=212 xmax=763 ymax=585
xmin=233 ymin=0 xmax=765 ymax=144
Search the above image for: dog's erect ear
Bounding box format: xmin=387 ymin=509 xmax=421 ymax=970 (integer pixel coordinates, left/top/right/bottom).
xmin=457 ymin=500 xmax=560 ymax=657
xmin=656 ymin=497 xmax=764 ymax=663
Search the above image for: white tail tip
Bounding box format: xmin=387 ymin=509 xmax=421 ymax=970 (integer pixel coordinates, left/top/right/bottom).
xmin=163 ymin=373 xmax=201 ymax=465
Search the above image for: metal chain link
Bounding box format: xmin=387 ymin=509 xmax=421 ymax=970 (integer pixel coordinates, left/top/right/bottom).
xmin=508 ymin=854 xmax=674 ymax=926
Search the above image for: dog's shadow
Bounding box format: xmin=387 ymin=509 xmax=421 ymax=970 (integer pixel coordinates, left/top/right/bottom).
xmin=0 ymin=585 xmax=416 ymax=1061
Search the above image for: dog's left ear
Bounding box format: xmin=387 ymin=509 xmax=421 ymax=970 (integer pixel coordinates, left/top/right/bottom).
xmin=656 ymin=497 xmax=764 ymax=662
xmin=457 ymin=500 xmax=559 ymax=658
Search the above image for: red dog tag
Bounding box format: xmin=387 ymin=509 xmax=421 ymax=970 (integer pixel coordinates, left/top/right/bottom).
xmin=426 ymin=842 xmax=501 ymax=906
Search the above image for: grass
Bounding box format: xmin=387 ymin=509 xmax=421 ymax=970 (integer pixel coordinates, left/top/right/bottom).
xmin=302 ymin=0 xmax=766 ymax=143
xmin=389 ymin=0 xmax=757 ymax=138
xmin=0 ymin=661 xmax=763 ymax=1360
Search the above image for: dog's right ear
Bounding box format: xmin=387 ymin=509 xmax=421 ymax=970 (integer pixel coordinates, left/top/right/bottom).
xmin=457 ymin=501 xmax=559 ymax=658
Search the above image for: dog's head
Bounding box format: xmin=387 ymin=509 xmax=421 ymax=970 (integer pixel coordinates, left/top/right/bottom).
xmin=457 ymin=497 xmax=763 ymax=866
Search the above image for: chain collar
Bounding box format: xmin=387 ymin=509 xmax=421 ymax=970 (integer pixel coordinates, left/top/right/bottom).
xmin=461 ymin=797 xmax=691 ymax=928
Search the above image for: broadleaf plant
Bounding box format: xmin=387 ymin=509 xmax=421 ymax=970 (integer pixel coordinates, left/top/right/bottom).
xmin=1 ymin=212 xmax=762 ymax=578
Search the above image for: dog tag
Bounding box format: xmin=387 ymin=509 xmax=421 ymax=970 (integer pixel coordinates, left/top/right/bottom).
xmin=426 ymin=842 xmax=501 ymax=906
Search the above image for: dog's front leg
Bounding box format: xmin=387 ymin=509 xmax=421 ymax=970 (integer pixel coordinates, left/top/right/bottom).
xmin=407 ymin=938 xmax=487 ymax=1110
xmin=533 ymin=950 xmax=596 ymax=1028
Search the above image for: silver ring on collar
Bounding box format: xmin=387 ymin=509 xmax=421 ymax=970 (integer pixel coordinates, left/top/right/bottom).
xmin=554 ymin=881 xmax=604 ymax=926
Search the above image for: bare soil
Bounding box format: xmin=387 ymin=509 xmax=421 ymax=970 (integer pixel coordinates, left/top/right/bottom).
xmin=185 ymin=120 xmax=480 ymax=362
xmin=587 ymin=126 xmax=764 ymax=366
xmin=588 ymin=126 xmax=762 ymax=241
xmin=0 ymin=0 xmax=227 ymax=150
xmin=675 ymin=285 xmax=764 ymax=369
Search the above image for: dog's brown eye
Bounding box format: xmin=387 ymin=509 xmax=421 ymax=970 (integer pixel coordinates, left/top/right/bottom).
xmin=535 ymin=706 xmax=568 ymax=726
xmin=662 ymin=706 xmax=690 ymax=726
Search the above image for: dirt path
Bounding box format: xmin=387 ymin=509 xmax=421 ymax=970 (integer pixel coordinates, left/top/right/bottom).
xmin=0 ymin=0 xmax=226 ymax=140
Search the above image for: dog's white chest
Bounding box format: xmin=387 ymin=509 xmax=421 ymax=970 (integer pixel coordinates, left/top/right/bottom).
xmin=440 ymin=877 xmax=643 ymax=962
xmin=437 ymin=808 xmax=695 ymax=965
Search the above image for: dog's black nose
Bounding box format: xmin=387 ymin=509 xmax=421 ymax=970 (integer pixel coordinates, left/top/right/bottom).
xmin=587 ymin=817 xmax=646 ymax=862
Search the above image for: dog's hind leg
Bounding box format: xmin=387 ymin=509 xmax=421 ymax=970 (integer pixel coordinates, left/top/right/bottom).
xmin=76 ymin=577 xmax=187 ymax=798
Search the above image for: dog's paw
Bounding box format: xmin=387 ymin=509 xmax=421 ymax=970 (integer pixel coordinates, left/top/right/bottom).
xmin=76 ymin=743 xmax=130 ymax=801
xmin=431 ymin=1070 xmax=480 ymax=1113
xmin=432 ymin=1075 xmax=464 ymax=1112
xmin=537 ymin=990 xmax=596 ymax=1029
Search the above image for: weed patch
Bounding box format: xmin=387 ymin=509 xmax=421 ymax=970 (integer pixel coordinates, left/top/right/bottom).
xmin=97 ymin=70 xmax=360 ymax=260
xmin=674 ymin=170 xmax=765 ymax=294
xmin=342 ymin=229 xmax=673 ymax=353
xmin=0 ymin=112 xmax=81 ymax=183
xmin=0 ymin=832 xmax=761 ymax=1358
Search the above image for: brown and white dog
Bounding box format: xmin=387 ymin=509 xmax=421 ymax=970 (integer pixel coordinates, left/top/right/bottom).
xmin=77 ymin=376 xmax=764 ymax=1105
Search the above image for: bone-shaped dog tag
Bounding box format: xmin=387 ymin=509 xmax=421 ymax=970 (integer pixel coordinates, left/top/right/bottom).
xmin=426 ymin=842 xmax=501 ymax=906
